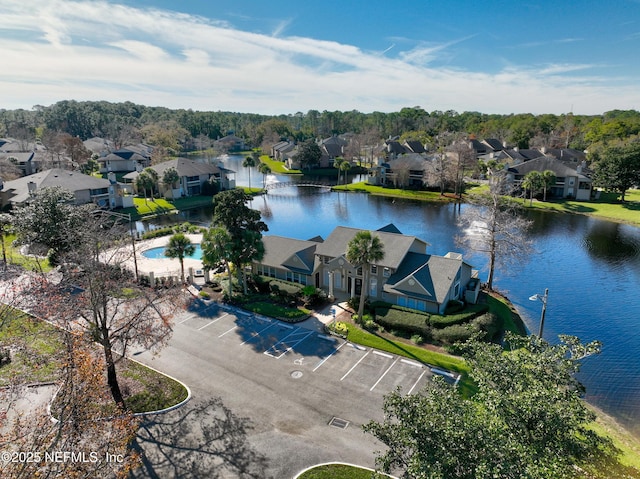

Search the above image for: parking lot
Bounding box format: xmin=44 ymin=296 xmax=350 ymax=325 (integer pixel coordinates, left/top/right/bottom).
xmin=174 ymin=301 xmax=456 ymax=398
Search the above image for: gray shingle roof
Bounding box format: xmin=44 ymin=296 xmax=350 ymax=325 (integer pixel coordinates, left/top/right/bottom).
xmin=260 ymin=236 xmax=319 ymax=274
xmin=508 ymin=156 xmax=591 ymax=180
xmin=315 ymin=226 xmax=427 ymax=269
xmin=1 ymin=169 xmax=112 ymax=204
xmin=150 ymin=158 xmax=221 ymax=178
xmin=384 ymin=252 xmax=462 ymax=303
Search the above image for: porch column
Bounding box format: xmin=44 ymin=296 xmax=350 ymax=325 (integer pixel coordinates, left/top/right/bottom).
xmin=328 ymin=271 xmax=334 ymax=299
xmin=350 ymin=276 xmax=356 ymax=298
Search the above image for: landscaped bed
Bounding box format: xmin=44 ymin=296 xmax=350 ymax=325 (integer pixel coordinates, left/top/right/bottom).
xmin=0 ymin=312 xmax=188 ymax=414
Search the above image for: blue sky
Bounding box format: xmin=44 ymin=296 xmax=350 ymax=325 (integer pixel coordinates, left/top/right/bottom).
xmin=2 ymin=0 xmax=640 ymax=115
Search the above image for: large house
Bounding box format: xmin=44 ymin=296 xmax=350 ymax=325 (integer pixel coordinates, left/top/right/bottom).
xmin=507 ymin=156 xmax=593 ymax=200
xmin=125 ymin=158 xmax=235 ymax=198
xmin=253 ymin=225 xmax=479 ymax=314
xmin=0 ymin=168 xmax=133 ymax=210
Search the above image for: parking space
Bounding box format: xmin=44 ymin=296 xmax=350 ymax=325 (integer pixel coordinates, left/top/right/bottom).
xmin=176 ymin=303 xmax=444 ymax=397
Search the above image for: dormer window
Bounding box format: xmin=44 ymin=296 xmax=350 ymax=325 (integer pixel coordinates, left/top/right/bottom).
xmin=371 ymin=265 xmax=377 ymax=274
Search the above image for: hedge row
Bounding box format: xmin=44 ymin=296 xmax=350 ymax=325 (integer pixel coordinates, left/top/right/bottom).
xmin=429 ymin=303 xmax=489 ymax=329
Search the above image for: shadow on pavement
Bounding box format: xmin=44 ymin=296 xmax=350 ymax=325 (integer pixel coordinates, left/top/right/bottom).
xmin=130 ymin=397 xmax=270 ymax=479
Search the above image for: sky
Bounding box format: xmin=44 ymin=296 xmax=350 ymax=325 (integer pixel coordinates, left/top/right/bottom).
xmin=2 ymin=0 xmax=640 ymax=116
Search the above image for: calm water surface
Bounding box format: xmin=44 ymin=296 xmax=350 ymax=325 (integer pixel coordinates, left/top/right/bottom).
xmin=150 ymin=155 xmax=640 ymax=437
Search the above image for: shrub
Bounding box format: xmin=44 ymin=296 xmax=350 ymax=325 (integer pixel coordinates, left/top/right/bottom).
xmin=199 ymin=291 xmax=210 ymax=299
xmin=432 ymin=324 xmax=475 ymax=345
xmin=362 ymin=319 xmax=377 ymax=331
xmin=472 ymin=312 xmax=503 ymax=341
xmin=374 ymin=305 xmax=431 ymax=339
xmin=429 ymin=303 xmax=489 ymax=329
xmin=444 ymin=299 xmax=465 ymax=315
xmin=411 ymin=334 xmax=424 ymax=345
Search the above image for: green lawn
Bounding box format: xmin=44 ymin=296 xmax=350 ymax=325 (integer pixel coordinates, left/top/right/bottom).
xmin=3 ymin=234 xmax=52 ymax=272
xmin=0 ymin=311 xmax=64 ymax=386
xmin=241 ymin=300 xmax=310 ymax=321
xmin=339 ymin=322 xmax=469 ymax=376
xmin=333 ymin=181 xmax=458 ymax=202
xmin=259 ymin=155 xmax=302 ymax=175
xmin=0 ymin=313 xmax=187 ymax=413
xmin=466 ymin=185 xmax=640 ymax=227
xmin=515 ymin=189 xmax=640 ymax=226
xmin=297 ymin=464 xmax=385 ymax=479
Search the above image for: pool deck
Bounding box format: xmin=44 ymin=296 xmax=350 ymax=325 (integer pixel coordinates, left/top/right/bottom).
xmin=133 ymin=234 xmax=205 ymax=281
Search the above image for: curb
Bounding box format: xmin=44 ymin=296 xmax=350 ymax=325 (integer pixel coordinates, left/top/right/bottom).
xmin=292 ymin=462 xmax=398 ymax=479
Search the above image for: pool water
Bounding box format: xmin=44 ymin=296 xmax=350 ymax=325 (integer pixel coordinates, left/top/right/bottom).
xmin=142 ymin=244 xmax=203 ymax=260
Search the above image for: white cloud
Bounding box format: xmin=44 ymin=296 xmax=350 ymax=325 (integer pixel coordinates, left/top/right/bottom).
xmin=0 ymin=0 xmax=638 ymax=115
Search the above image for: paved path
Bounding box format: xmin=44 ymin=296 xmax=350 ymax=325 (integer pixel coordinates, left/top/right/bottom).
xmin=129 ymin=299 xmax=438 ymax=478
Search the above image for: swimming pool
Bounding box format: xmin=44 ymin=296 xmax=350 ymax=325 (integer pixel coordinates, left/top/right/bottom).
xmin=141 ymin=244 xmax=203 ymax=260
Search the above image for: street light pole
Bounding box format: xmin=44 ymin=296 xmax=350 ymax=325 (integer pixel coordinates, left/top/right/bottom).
xmin=529 ymin=288 xmax=549 ymax=337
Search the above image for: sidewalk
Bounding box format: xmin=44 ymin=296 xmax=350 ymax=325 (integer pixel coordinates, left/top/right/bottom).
xmin=298 ymin=301 xmax=352 ymax=333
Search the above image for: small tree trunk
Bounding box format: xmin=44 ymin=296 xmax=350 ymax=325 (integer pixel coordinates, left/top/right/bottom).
xmin=102 ymin=334 xmax=125 ymax=408
xmin=179 ymin=257 xmax=185 ymax=284
xmin=357 ymin=267 xmax=368 ymax=319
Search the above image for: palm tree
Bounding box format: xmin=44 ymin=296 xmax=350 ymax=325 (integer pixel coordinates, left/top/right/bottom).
xmin=258 ymin=162 xmax=271 ymax=190
xmin=540 ymin=170 xmax=556 ymax=201
xmin=340 ymin=161 xmax=352 ymax=185
xmin=135 ymin=171 xmax=154 ymax=204
xmin=164 ymin=233 xmax=195 ymax=283
xmin=242 ymin=156 xmax=256 ymax=190
xmin=521 ymin=171 xmax=543 ymax=206
xmin=346 ymin=230 xmax=385 ymax=320
xmin=334 ymin=157 xmax=345 ymax=184
xmin=162 ymin=167 xmax=180 ymax=199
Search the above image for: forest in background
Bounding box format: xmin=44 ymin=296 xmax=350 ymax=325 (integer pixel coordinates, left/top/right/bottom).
xmin=2 ymin=101 xmax=640 ymax=157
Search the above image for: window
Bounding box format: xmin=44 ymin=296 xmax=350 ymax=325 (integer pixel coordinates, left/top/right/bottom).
xmin=323 ymin=256 xmax=330 ymax=264
xmin=356 ymin=267 xmax=363 ymax=276
xmin=369 ymin=278 xmax=377 ymax=297
xmin=383 ymin=267 xmax=391 ymax=277
xmin=371 ymin=264 xmax=377 ymax=274
xmin=454 ymin=282 xmax=460 ymax=297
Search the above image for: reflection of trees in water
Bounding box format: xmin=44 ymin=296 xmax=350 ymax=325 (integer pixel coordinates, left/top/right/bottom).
xmin=584 ymin=221 xmax=640 ymax=262
xmin=132 ymin=397 xmax=270 ymax=479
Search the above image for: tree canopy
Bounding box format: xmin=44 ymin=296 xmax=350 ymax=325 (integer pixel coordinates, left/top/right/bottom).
xmin=365 ymin=333 xmax=636 ymax=479
xmin=210 ymin=189 xmax=268 ymax=293
xmin=346 ymin=230 xmax=385 ymax=319
xmin=592 ymin=142 xmax=640 ymax=201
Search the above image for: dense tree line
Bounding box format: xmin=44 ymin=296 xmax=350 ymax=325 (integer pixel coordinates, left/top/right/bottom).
xmin=3 ymin=101 xmax=640 ymax=153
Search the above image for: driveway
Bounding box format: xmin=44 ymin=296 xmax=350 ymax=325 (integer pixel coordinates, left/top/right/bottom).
xmin=129 ymin=300 xmax=439 ymax=478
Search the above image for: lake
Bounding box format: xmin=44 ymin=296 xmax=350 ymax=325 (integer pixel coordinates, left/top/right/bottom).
xmin=148 ymin=155 xmax=640 ymax=437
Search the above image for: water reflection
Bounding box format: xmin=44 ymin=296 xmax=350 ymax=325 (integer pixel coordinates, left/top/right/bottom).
xmin=142 ymin=155 xmax=640 ymax=439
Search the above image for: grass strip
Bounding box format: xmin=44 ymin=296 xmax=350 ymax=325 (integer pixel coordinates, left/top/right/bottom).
xmin=4 ymin=234 xmax=52 ymax=272
xmin=342 ymin=322 xmax=469 ymax=377
xmin=241 ymin=300 xmax=309 ymax=321
xmin=298 ymin=464 xmax=385 ymax=479
xmin=259 ymin=155 xmax=302 ymax=175
xmin=333 ymin=181 xmax=458 ymax=202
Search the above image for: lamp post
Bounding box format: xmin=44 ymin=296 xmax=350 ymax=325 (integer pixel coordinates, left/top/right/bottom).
xmin=528 ymin=288 xmax=548 ymax=337
xmin=93 ymin=210 xmax=139 ymax=282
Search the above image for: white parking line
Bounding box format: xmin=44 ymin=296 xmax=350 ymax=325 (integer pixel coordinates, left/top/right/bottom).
xmin=197 ymin=313 xmax=229 ymax=330
xmin=313 ymin=340 xmax=347 ymax=372
xmin=264 ymin=329 xmax=314 ymax=358
xmin=239 ymin=322 xmax=277 ymax=344
xmin=400 ymin=358 xmax=423 ymax=368
xmin=407 ymin=370 xmax=427 ymax=395
xmin=340 ymin=350 xmax=370 ymax=381
xmin=370 ymin=358 xmax=399 ymax=391
xmin=372 ymin=350 xmax=393 ymax=359
xmin=178 ymin=315 xmax=195 ymax=325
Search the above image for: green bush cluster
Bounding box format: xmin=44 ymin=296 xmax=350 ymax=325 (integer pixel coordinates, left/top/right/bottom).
xmin=141 ymin=222 xmax=205 ymax=240
xmin=367 ymin=301 xmax=498 ymax=346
